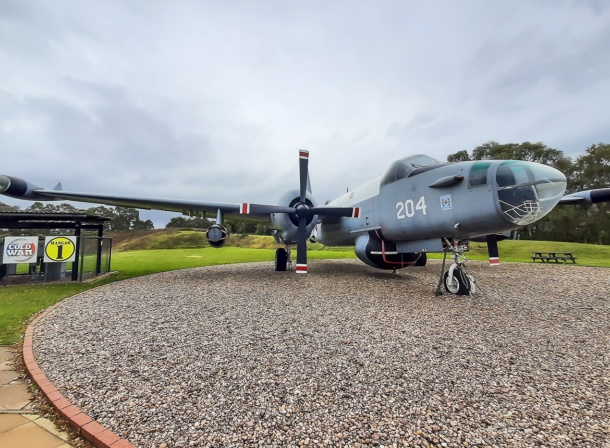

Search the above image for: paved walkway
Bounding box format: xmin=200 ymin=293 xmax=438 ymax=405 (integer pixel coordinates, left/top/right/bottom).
xmin=0 ymin=346 xmax=74 ymax=448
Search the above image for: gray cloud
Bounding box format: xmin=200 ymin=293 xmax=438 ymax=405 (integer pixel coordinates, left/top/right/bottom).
xmin=1 ymin=0 xmax=609 ymax=226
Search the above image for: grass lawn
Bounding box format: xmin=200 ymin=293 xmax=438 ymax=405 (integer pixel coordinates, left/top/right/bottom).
xmin=1 ymin=239 xmax=608 ymax=344
xmin=0 ymin=247 xmax=355 ymax=344
xmin=428 ymin=240 xmax=610 ymax=266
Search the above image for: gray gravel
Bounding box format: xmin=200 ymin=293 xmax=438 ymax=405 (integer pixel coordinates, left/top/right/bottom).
xmin=33 ymin=260 xmax=610 ymax=447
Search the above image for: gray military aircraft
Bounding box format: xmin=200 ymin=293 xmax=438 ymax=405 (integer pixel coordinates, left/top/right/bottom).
xmin=1 ymin=150 xmax=604 ymax=295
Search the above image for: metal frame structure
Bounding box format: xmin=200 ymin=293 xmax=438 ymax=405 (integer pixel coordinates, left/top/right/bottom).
xmin=0 ymin=212 xmax=111 ymax=281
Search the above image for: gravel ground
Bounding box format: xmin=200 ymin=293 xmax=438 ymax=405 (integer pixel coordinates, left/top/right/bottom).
xmin=33 ymin=260 xmax=609 ymax=447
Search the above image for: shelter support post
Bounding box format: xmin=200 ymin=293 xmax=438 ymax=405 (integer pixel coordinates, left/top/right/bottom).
xmin=71 ymin=223 xmax=81 ymax=281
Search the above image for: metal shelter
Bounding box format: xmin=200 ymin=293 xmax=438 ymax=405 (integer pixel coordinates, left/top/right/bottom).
xmin=0 ymin=212 xmax=112 ymax=282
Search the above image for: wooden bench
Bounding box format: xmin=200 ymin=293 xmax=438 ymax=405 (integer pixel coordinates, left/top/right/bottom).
xmin=531 ymin=252 xmax=577 ymax=264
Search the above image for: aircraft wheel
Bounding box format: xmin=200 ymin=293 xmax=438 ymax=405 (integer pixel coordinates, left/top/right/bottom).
xmin=414 ymin=253 xmax=427 ymax=266
xmin=275 ymin=248 xmax=287 ymax=271
xmin=443 ymin=268 xmax=470 ymax=295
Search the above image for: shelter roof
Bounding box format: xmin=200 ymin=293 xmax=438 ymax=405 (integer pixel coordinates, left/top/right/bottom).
xmin=0 ymin=212 xmax=110 ymax=230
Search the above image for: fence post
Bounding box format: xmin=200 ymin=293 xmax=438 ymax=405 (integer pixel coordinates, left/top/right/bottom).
xmin=96 ymin=225 xmax=103 ymax=276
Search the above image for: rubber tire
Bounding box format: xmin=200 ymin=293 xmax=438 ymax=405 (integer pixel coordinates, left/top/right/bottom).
xmin=414 ymin=253 xmax=427 ymax=266
xmin=275 ymin=248 xmax=287 ymax=271
xmin=443 ymin=268 xmax=470 ymax=295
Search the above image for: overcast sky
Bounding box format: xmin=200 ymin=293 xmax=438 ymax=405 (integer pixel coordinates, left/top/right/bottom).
xmin=1 ymin=0 xmax=609 ymax=226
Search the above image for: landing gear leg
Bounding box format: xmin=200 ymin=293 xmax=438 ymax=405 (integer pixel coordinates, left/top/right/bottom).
xmin=286 ymin=247 xmax=293 ymax=271
xmin=275 ymin=248 xmax=287 ymax=271
xmin=436 ymin=239 xmax=476 ymax=296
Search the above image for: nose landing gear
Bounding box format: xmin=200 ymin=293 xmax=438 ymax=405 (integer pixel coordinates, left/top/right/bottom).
xmin=435 ymin=239 xmax=477 ymax=296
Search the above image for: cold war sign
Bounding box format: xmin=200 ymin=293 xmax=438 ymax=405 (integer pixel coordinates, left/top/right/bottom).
xmin=2 ymin=237 xmax=39 ymax=264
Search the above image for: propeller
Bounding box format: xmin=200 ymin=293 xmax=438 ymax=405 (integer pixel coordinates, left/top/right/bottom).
xmin=241 ymin=150 xmax=360 ymax=273
xmin=295 ymin=150 xmax=310 ymax=273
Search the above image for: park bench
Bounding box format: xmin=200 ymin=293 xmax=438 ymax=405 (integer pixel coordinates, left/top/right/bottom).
xmin=531 ymin=252 xmax=577 ymax=264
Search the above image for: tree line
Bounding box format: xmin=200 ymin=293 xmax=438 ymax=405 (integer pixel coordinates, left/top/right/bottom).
xmin=0 ymin=202 xmax=153 ymax=235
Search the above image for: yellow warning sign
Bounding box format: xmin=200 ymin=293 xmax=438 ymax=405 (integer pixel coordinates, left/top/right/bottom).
xmin=44 ymin=237 xmax=77 ymax=263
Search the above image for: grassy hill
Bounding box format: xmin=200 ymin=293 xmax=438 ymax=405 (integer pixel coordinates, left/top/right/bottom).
xmin=109 ymin=229 xmax=351 ymax=252
xmin=109 ymin=229 xmax=610 ymax=266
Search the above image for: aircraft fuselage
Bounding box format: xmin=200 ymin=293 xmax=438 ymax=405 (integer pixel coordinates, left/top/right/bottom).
xmin=316 ymin=157 xmax=567 ymax=254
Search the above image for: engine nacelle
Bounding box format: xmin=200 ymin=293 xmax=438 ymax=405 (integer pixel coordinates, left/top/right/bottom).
xmin=0 ymin=175 xmax=47 ymax=200
xmin=270 ymin=188 xmax=317 ymax=244
xmin=354 ymin=231 xmax=422 ymax=270
xmin=206 ymin=224 xmax=228 ymax=248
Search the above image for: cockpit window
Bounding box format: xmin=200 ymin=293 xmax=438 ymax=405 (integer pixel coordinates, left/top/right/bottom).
xmin=468 ymin=161 xmax=491 ymax=187
xmin=380 ymin=154 xmax=442 ymax=186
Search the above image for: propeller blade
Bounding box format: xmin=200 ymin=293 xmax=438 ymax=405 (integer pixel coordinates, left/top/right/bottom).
xmin=240 ymin=203 xmax=294 ymax=215
xmin=486 ymin=234 xmax=500 ymax=266
xmin=296 ymin=215 xmax=308 ymax=274
xmin=310 ymin=207 xmax=361 ymax=218
xmin=241 ymin=203 xmax=360 ymax=219
xmin=299 ymin=150 xmax=309 ymax=203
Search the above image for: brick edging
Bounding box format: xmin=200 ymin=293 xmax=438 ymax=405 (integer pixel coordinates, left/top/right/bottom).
xmin=23 ymin=302 xmax=136 ymax=448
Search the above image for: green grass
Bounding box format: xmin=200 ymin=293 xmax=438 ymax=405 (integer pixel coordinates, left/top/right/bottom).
xmin=0 ymin=246 xmax=354 ymax=344
xmin=428 ymin=240 xmax=610 ymax=266
xmin=1 ymin=236 xmax=609 ymax=345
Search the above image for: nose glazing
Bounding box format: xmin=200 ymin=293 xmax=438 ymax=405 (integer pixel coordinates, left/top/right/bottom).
xmin=495 ymin=161 xmax=567 ymax=225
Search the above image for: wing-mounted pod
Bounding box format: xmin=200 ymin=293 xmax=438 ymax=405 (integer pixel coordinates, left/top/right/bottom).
xmin=206 ymin=209 xmax=229 ymax=248
xmin=0 ymin=175 xmax=49 ymax=201
xmin=560 ymin=188 xmax=610 ymax=205
xmin=206 ymin=224 xmax=228 ymax=248
xmin=354 ymin=231 xmax=422 ymax=270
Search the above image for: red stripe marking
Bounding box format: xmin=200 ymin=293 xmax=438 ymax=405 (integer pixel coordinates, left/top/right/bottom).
xmin=241 ymin=203 xmax=249 ymax=214
xmin=299 ymin=150 xmax=309 ymax=158
xmin=353 ymin=208 xmax=360 ymax=218
xmin=489 ymin=257 xmax=500 ymax=265
xmin=296 ymin=264 xmax=308 ymax=273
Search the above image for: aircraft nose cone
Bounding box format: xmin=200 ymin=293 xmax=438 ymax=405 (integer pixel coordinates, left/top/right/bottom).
xmin=495 ymin=161 xmax=567 ymax=225
xmin=0 ymin=175 xmax=10 ymax=193
xmin=528 ymin=162 xmax=567 ymax=206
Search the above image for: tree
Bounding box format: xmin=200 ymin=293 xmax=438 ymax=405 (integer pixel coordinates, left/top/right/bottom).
xmin=571 ymin=143 xmax=610 ymax=191
xmin=446 ymin=150 xmax=470 ymax=162
xmin=166 ymin=216 xmax=213 ymax=229
xmin=0 ymin=202 xmax=20 ymax=212
xmin=26 ymin=202 xmax=83 ymax=213
xmin=468 ymin=141 xmax=572 ymax=169
xmin=85 ymin=205 xmax=155 ymax=231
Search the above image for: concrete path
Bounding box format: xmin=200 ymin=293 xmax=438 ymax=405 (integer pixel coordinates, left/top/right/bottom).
xmin=0 ymin=346 xmax=74 ymax=448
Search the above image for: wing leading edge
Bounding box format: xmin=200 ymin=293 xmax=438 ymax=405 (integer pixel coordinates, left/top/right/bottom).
xmin=9 ymin=185 xmax=266 ymax=220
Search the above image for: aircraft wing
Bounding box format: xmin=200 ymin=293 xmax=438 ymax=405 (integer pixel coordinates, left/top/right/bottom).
xmin=33 ymin=189 xmax=248 ymax=216
xmin=559 ymin=188 xmax=610 ymax=205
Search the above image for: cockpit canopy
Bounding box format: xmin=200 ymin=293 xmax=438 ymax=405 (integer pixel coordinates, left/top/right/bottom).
xmin=380 ymin=154 xmax=444 ymax=186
